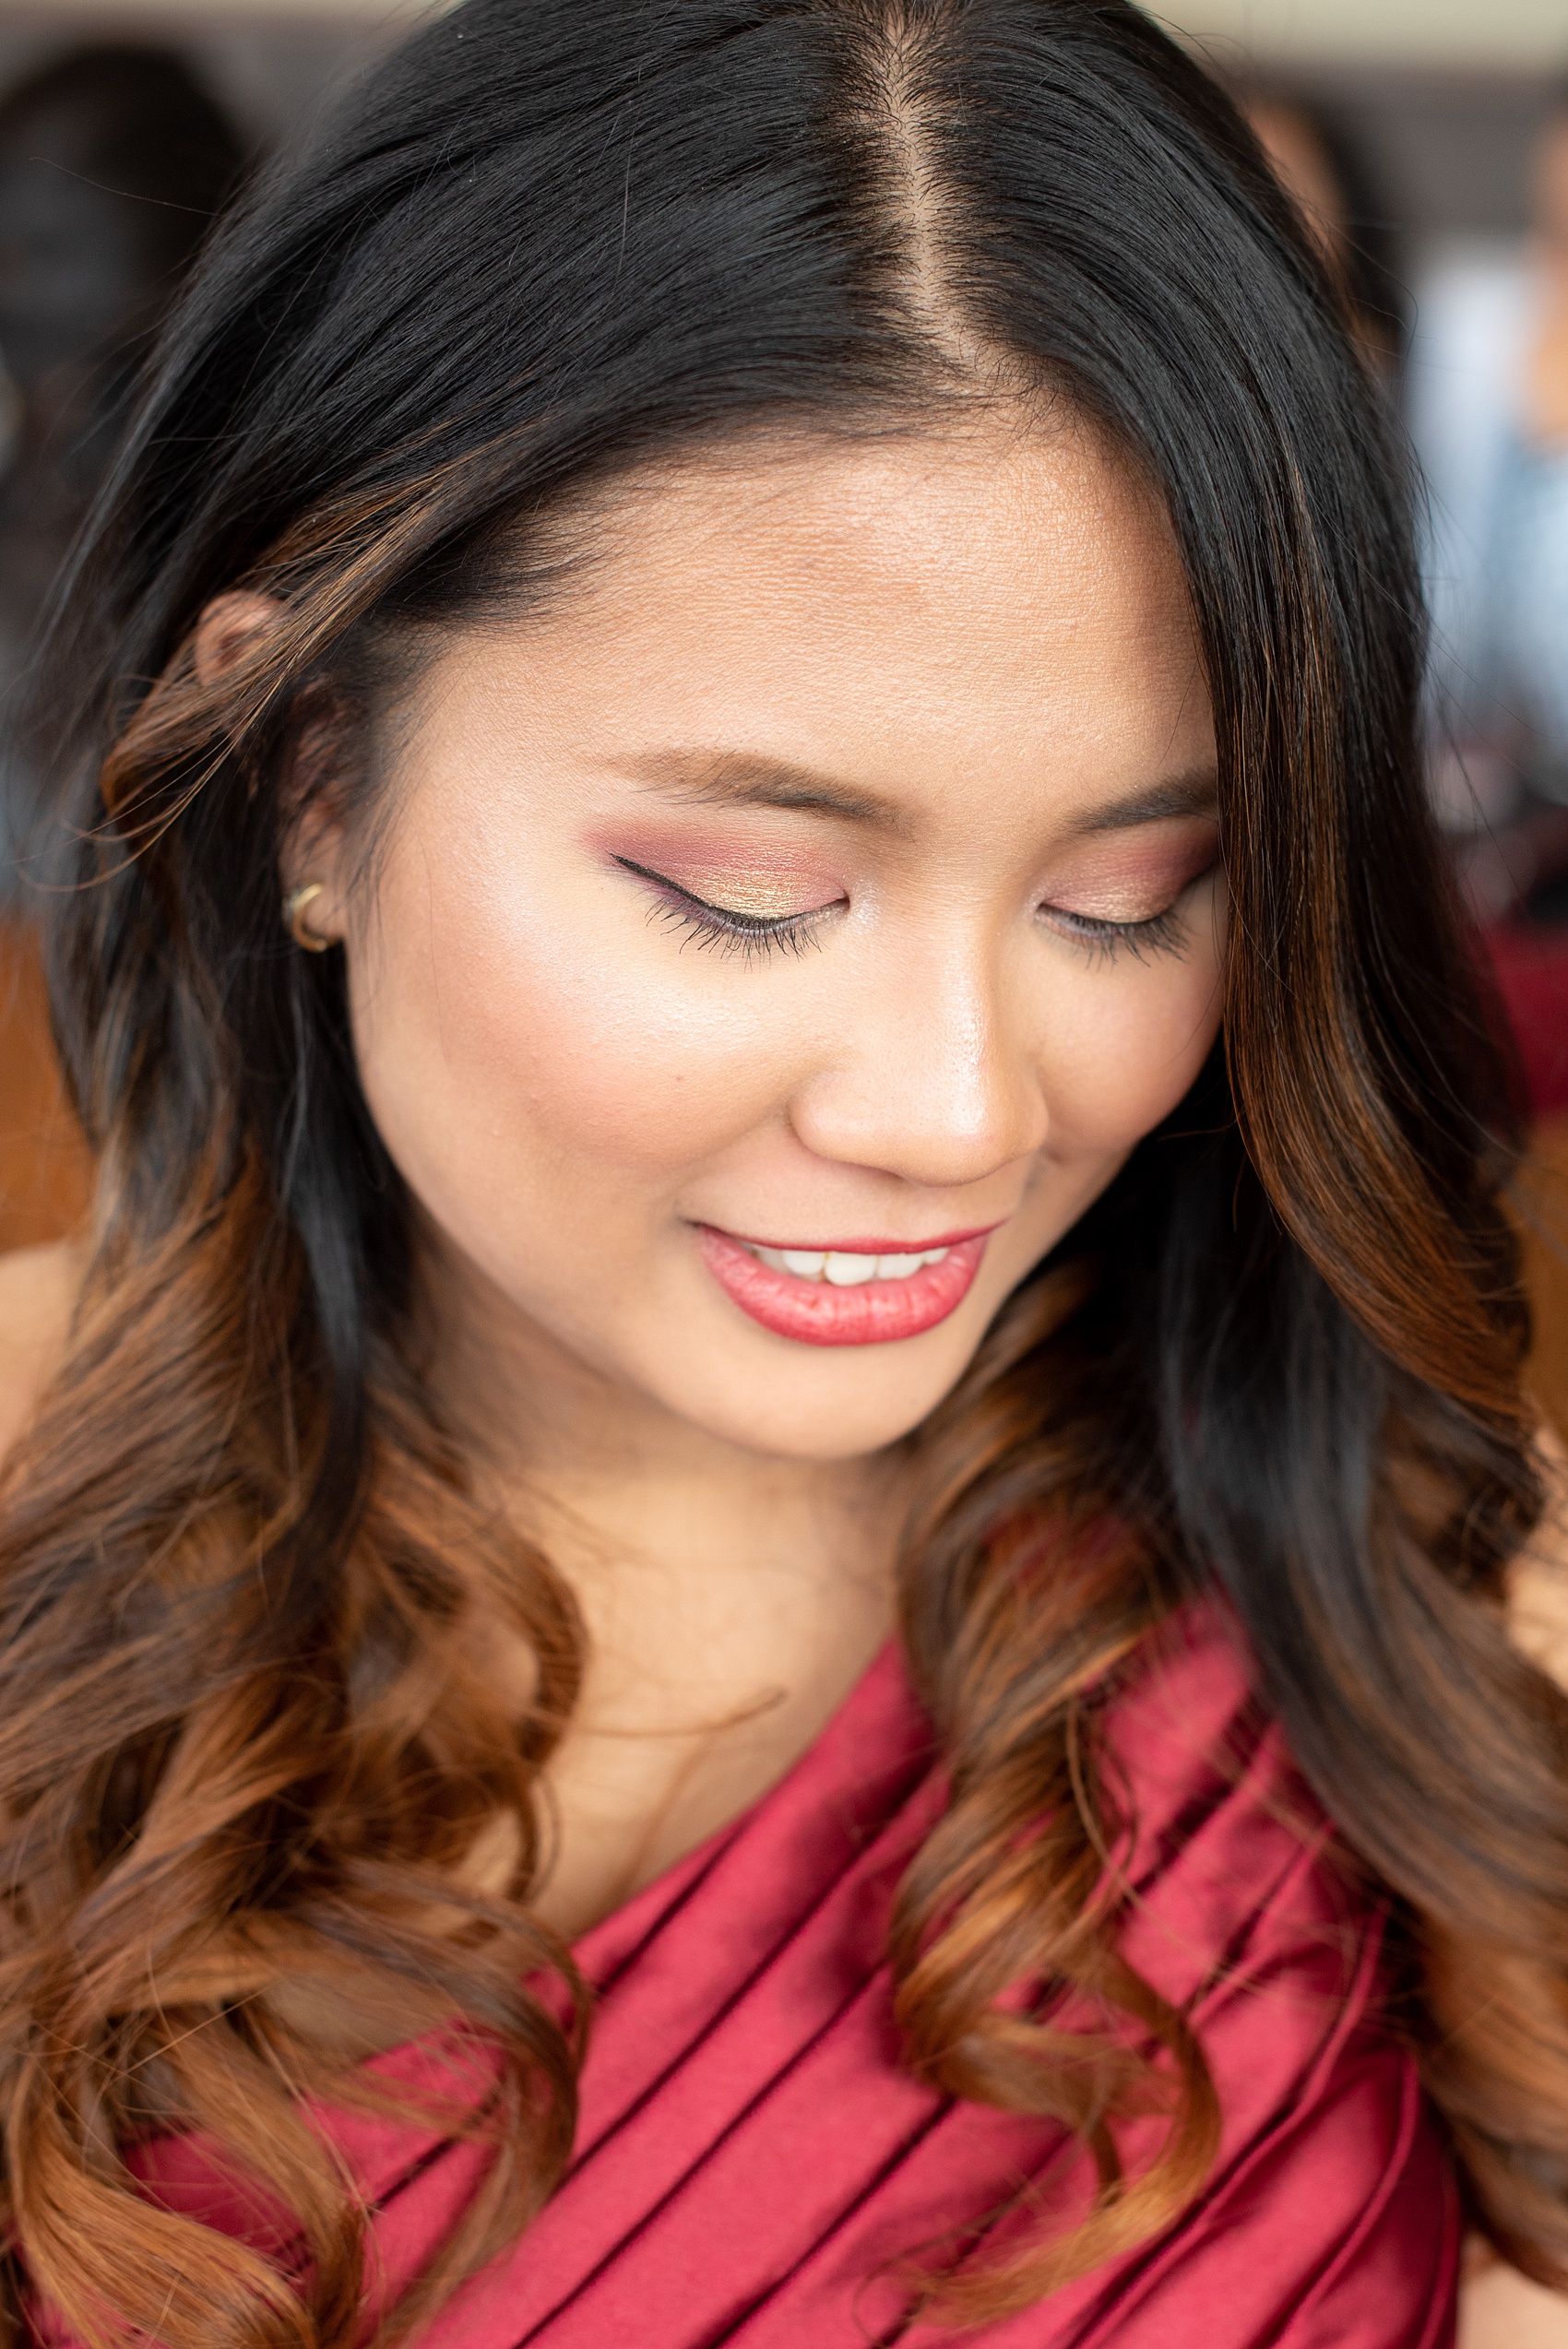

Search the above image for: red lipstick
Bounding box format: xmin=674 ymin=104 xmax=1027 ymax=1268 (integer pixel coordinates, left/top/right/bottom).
xmin=696 ymin=1224 xmax=994 ymax=1347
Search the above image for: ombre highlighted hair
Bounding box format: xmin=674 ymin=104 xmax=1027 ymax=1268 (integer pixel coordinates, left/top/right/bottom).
xmin=0 ymin=3 xmax=1562 ymax=2342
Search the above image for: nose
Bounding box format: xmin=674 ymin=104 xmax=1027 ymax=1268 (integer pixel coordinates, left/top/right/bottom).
xmin=789 ymin=930 xmax=1049 ymax=1192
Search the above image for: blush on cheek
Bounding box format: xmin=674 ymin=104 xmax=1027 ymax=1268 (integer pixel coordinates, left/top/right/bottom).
xmin=367 ymin=880 xmax=797 ymax=1191
xmin=1043 ymin=971 xmax=1222 ymax=1157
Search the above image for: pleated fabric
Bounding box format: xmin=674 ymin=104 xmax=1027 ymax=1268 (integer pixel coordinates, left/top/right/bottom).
xmin=36 ymin=1607 xmax=1457 ymax=2347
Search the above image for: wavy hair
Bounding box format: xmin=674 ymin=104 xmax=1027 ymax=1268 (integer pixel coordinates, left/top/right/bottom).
xmin=0 ymin=2 xmax=1559 ymax=2341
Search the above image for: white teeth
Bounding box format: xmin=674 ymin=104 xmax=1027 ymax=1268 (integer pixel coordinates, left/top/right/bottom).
xmin=749 ymin=1243 xmax=952 ymax=1284
xmin=824 ymin=1252 xmax=879 ymax=1285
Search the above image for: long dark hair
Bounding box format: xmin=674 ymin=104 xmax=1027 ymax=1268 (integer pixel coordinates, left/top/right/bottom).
xmin=1 ymin=3 xmax=1558 ymax=2342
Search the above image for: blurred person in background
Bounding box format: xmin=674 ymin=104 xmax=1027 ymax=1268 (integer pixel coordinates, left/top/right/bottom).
xmin=0 ymin=45 xmax=244 ymax=879
xmin=1241 ymin=90 xmax=1407 ymax=374
xmin=1240 ymin=76 xmax=1568 ymax=1128
xmin=1409 ymin=77 xmax=1568 ymax=897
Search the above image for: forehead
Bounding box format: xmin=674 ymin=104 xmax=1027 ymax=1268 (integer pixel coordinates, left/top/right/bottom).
xmin=538 ymin=419 xmax=1191 ymax=652
xmin=416 ymin=419 xmax=1211 ymax=831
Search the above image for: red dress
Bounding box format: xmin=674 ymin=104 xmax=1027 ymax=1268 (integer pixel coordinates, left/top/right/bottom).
xmin=33 ymin=1607 xmax=1457 ymax=2345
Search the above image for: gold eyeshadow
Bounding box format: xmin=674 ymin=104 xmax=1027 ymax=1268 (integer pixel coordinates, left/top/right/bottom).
xmin=660 ymin=870 xmax=823 ymax=919
xmin=595 ymin=824 xmax=846 ymax=919
xmin=600 ymin=813 xmax=1219 ymax=967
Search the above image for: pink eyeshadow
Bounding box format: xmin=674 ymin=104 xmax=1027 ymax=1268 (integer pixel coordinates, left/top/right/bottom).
xmin=1041 ymin=823 xmax=1218 ymax=922
xmin=590 ymin=824 xmax=847 ymax=912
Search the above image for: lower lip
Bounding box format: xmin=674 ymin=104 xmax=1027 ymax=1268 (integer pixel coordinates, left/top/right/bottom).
xmin=695 ymin=1226 xmax=992 ymax=1347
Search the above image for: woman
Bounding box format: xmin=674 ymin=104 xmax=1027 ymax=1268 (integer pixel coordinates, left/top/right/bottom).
xmin=0 ymin=2 xmax=1562 ymax=2342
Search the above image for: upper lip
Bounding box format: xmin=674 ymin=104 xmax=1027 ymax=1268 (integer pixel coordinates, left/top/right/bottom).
xmin=704 ymin=1221 xmax=1004 ymax=1253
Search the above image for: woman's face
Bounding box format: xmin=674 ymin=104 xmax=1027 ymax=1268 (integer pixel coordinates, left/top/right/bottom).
xmin=317 ymin=421 xmax=1224 ymax=1463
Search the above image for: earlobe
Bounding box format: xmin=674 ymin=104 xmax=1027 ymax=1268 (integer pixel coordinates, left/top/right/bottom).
xmin=279 ymin=827 xmax=348 ymax=949
xmin=278 ymin=694 xmax=354 ymax=950
xmin=191 ymin=593 xmax=350 ymax=948
xmin=284 ymin=881 xmax=337 ymax=953
xmin=193 ymin=590 xmax=283 ymax=689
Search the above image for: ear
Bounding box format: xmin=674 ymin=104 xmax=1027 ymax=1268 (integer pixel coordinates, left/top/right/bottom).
xmin=280 ymin=807 xmax=350 ymax=949
xmin=194 ymin=593 xmax=352 ymax=949
xmin=193 ymin=590 xmax=282 ymax=689
xmin=279 ymin=670 xmax=362 ymax=947
xmin=279 ymin=709 xmax=355 ymax=946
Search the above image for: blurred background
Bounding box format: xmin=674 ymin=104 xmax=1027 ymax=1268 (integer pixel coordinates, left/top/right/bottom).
xmin=0 ymin=0 xmax=1565 ymax=1424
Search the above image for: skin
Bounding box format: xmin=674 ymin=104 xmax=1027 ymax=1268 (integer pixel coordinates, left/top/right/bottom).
xmin=230 ymin=417 xmax=1228 ymax=1940
xmin=1465 ymin=2214 xmax=1568 ymax=2346
xmin=312 ymin=420 xmax=1226 ymax=1935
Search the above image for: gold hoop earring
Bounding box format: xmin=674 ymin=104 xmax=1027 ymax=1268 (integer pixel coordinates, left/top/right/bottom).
xmin=284 ymin=882 xmax=333 ymax=953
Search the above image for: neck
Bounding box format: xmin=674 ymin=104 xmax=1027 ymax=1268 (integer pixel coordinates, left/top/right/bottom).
xmin=421 ymin=1232 xmax=903 ymax=1935
xmin=423 ymin=1219 xmax=902 ymax=1687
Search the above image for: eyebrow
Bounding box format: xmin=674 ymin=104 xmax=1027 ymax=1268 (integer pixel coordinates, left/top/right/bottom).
xmin=624 ymin=750 xmax=905 ymax=829
xmin=622 ymin=750 xmax=1218 ymax=835
xmin=1064 ymin=768 xmax=1219 ymax=836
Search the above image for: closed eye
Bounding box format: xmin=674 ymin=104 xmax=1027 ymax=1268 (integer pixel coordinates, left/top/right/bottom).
xmin=1037 ymin=883 xmax=1213 ymax=966
xmin=614 ymin=855 xmax=845 ymax=964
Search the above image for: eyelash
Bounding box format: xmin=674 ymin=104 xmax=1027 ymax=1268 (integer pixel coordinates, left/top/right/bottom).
xmin=616 ymin=857 xmax=1194 ymax=967
xmin=1041 ymin=902 xmax=1190 ymax=965
xmin=614 ymin=857 xmax=836 ymax=963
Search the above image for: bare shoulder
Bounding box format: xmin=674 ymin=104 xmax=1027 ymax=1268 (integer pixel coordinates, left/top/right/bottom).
xmin=1509 ymin=1423 xmax=1568 ymax=1687
xmin=0 ymin=1240 xmax=82 ymax=1467
xmin=1462 ymin=2258 xmax=1568 ymax=2348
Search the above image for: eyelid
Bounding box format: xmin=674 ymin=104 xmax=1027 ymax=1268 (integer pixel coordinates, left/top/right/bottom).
xmin=613 ymin=853 xmax=842 ymax=963
xmin=1037 ymin=857 xmax=1217 ymax=962
xmin=1044 ymin=901 xmax=1181 ymax=945
xmin=1039 ymin=834 xmax=1221 ymax=924
xmin=613 ymin=854 xmax=842 ymax=928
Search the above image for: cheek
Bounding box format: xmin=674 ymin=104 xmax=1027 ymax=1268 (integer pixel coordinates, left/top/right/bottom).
xmin=1037 ymin=946 xmax=1224 ymax=1156
xmin=350 ymin=820 xmax=800 ymax=1194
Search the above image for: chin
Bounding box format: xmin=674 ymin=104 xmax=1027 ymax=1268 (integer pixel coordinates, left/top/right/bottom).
xmin=653 ymin=1327 xmax=989 ymax=1464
